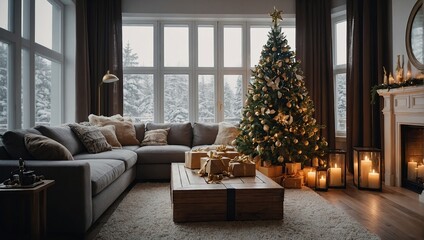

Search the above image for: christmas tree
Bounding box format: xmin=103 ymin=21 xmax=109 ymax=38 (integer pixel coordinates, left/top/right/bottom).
xmin=235 ymin=7 xmax=328 ymax=166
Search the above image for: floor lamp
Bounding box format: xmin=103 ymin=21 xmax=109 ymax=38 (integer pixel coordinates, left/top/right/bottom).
xmin=98 ymin=70 xmax=119 ymax=115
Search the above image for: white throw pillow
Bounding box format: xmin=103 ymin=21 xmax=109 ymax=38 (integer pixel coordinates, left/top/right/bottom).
xmin=213 ymin=122 xmax=239 ymax=145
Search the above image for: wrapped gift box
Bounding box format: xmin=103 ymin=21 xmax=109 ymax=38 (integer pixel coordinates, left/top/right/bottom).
xmin=285 ymin=162 xmax=301 ymax=175
xmin=215 ymin=151 xmax=239 ymax=159
xmin=283 ymin=176 xmax=304 ymax=189
xmin=258 ymin=165 xmax=283 ymax=178
xmin=184 ymin=151 xmax=208 ymax=169
xmin=200 ymin=157 xmax=231 ymax=175
xmin=230 ymin=162 xmax=256 ymax=177
xmin=271 ymin=175 xmax=284 ymax=186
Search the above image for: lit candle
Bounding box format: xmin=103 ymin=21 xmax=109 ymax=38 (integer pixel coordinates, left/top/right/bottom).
xmin=389 ymin=73 xmax=395 ymax=84
xmin=307 ymin=170 xmax=316 ymax=187
xmin=418 ymin=164 xmax=424 ymax=178
xmin=408 ymin=161 xmax=418 ymax=181
xmin=319 ymin=175 xmax=326 ymax=188
xmin=361 ymin=156 xmax=372 ymax=187
xmin=330 ymin=163 xmax=342 ymax=186
xmin=406 ymin=70 xmax=412 ymax=80
xmin=368 ymin=169 xmax=380 ymax=189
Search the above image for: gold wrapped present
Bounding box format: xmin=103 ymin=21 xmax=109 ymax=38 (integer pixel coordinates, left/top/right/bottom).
xmin=230 ymin=162 xmax=256 ymax=177
xmin=283 ymin=175 xmax=304 ymax=189
xmin=198 ymin=152 xmax=231 ymax=176
xmin=184 ymin=151 xmax=208 ymax=169
xmin=229 ymin=155 xmax=256 ymax=177
xmin=215 ymin=151 xmax=239 ymax=159
xmin=258 ymin=165 xmax=283 ymax=178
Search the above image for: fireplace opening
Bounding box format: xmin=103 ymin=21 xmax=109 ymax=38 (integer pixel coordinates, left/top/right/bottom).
xmin=401 ymin=125 xmax=424 ymax=193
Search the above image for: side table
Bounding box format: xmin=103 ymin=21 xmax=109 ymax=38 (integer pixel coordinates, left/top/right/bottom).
xmin=0 ymin=180 xmax=55 ymax=240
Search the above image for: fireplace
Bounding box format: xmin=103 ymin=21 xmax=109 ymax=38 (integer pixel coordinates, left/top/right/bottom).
xmin=401 ymin=125 xmax=424 ymax=193
xmin=378 ymin=85 xmax=424 ymax=188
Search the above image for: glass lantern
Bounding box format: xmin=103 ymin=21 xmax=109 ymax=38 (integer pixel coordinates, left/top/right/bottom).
xmin=353 ymin=147 xmax=382 ymax=190
xmin=327 ymin=149 xmax=346 ymax=188
xmin=303 ymin=166 xmax=316 ymax=188
xmin=315 ymin=167 xmax=328 ymax=191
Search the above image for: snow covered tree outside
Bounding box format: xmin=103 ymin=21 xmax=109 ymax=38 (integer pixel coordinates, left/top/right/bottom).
xmin=335 ymin=73 xmax=346 ymax=133
xmin=235 ymin=8 xmax=328 ymax=166
xmin=0 ymin=42 xmax=8 ymax=133
xmin=164 ymin=74 xmax=189 ymax=123
xmin=224 ymin=75 xmax=243 ymax=124
xmin=198 ymin=75 xmax=215 ymax=122
xmin=122 ymin=42 xmax=154 ymax=123
xmin=35 ymin=55 xmax=52 ymax=126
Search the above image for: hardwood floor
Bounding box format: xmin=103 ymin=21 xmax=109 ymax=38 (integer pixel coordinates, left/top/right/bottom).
xmin=316 ymin=175 xmax=424 ymax=240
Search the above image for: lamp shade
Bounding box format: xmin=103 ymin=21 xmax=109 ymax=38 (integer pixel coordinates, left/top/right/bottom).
xmin=102 ymin=70 xmax=119 ymax=83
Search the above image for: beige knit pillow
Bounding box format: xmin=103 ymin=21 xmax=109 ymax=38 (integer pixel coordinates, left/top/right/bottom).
xmin=88 ymin=114 xmax=140 ymax=146
xmin=98 ymin=125 xmax=122 ymax=148
xmin=213 ymin=122 xmax=239 ymax=146
xmin=140 ymin=128 xmax=169 ymax=146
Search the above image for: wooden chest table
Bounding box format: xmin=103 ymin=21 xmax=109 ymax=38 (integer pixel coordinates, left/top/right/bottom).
xmin=171 ymin=163 xmax=284 ymax=222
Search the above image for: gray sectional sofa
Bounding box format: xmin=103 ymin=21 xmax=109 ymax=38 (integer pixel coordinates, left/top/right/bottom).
xmin=0 ymin=122 xmax=220 ymax=235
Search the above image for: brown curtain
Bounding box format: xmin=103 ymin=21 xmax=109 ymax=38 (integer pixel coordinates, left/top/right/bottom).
xmin=296 ymin=0 xmax=336 ymax=149
xmin=75 ymin=0 xmax=123 ymax=122
xmin=346 ymin=0 xmax=389 ymax=172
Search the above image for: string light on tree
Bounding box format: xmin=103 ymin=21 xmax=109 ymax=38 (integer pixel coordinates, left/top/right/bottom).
xmin=235 ymin=7 xmax=328 ymax=166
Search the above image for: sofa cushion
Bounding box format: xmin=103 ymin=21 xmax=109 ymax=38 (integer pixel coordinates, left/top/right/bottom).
xmin=2 ymin=128 xmax=41 ymax=159
xmin=135 ymin=145 xmax=191 ymax=164
xmin=140 ymin=128 xmax=169 ymax=146
xmin=213 ymin=122 xmax=239 ymax=145
xmin=134 ymin=123 xmax=145 ymax=143
xmin=146 ymin=123 xmax=192 ymax=147
xmin=192 ymin=122 xmax=219 ymax=146
xmin=77 ymin=159 xmax=125 ymax=196
xmin=88 ymin=114 xmax=140 ymax=146
xmin=98 ymin=125 xmax=122 ymax=148
xmin=69 ymin=124 xmax=112 ymax=154
xmin=24 ymin=133 xmax=74 ymax=160
xmin=73 ymin=149 xmax=137 ymax=170
xmin=35 ymin=125 xmax=85 ymax=155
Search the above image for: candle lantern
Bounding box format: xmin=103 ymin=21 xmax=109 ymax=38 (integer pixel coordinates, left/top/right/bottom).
xmin=353 ymin=147 xmax=382 ymax=191
xmin=303 ymin=166 xmax=316 ymax=188
xmin=315 ymin=167 xmax=328 ymax=191
xmin=327 ymin=149 xmax=346 ymax=188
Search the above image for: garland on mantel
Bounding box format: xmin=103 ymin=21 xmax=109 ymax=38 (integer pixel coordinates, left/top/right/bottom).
xmin=371 ymin=78 xmax=424 ymax=104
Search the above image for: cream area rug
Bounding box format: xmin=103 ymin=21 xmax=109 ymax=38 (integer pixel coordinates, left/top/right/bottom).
xmin=95 ymin=183 xmax=380 ymax=240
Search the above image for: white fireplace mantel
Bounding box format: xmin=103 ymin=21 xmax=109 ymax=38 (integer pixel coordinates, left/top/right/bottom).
xmin=378 ymin=85 xmax=424 ymax=186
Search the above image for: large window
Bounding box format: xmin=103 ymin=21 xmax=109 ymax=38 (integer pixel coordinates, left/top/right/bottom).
xmin=332 ymin=10 xmax=347 ymax=137
xmin=122 ymin=19 xmax=295 ymax=123
xmin=0 ymin=0 xmax=65 ymax=133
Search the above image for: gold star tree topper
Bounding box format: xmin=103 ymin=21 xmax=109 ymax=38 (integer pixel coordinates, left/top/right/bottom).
xmin=269 ymin=7 xmax=283 ymax=27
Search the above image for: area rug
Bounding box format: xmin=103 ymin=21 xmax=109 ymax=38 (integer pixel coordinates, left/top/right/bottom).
xmin=95 ymin=183 xmax=380 ymax=240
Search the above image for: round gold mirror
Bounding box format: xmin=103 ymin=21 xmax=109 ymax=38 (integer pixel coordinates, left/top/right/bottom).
xmin=406 ymin=0 xmax=424 ymax=71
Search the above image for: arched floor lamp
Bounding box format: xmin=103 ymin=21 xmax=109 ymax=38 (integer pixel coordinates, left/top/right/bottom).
xmin=98 ymin=70 xmax=119 ymax=115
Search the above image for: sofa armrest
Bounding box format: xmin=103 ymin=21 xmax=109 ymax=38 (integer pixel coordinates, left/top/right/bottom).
xmin=0 ymin=160 xmax=92 ymax=234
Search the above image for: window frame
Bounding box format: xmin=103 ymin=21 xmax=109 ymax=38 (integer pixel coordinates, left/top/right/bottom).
xmin=0 ymin=0 xmax=66 ymax=132
xmin=122 ymin=17 xmax=295 ymax=123
xmin=332 ymin=7 xmax=347 ymax=138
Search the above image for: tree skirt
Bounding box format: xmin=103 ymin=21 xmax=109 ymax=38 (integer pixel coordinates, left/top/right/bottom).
xmin=95 ymin=183 xmax=380 ymax=240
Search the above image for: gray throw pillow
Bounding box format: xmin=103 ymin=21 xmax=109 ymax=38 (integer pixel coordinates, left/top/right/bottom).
xmin=2 ymin=129 xmax=42 ymax=160
xmin=24 ymin=133 xmax=74 ymax=160
xmin=69 ymin=124 xmax=112 ymax=154
xmin=140 ymin=128 xmax=170 ymax=146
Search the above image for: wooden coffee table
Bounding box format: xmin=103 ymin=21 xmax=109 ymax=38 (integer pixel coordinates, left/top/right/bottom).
xmin=171 ymin=163 xmax=284 ymax=222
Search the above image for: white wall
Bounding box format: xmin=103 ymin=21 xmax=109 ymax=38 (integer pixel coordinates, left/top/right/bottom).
xmin=122 ymin=0 xmax=295 ymax=17
xmin=392 ymin=0 xmax=419 ymax=75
